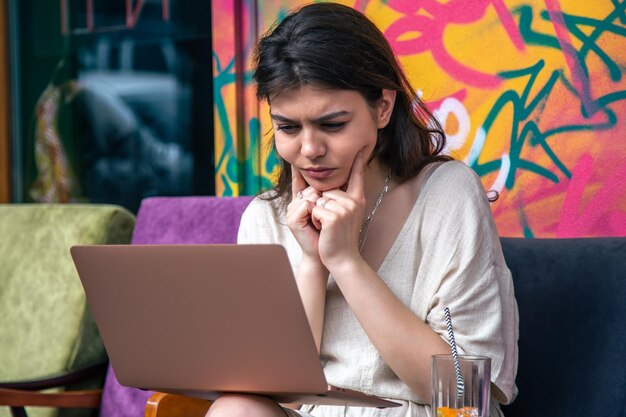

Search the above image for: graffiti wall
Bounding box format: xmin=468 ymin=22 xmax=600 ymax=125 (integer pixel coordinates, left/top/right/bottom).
xmin=211 ymin=0 xmax=626 ymax=237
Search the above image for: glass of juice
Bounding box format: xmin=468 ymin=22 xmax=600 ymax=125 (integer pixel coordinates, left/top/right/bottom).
xmin=432 ymin=355 xmax=491 ymax=417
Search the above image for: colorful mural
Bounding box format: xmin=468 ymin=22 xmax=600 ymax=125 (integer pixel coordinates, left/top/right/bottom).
xmin=211 ymin=0 xmax=626 ymax=238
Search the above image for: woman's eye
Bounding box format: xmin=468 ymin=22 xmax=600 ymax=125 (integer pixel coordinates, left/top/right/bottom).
xmin=322 ymin=122 xmax=346 ymax=131
xmin=276 ymin=125 xmax=299 ymax=134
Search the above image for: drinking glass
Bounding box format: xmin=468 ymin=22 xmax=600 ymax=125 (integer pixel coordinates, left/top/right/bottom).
xmin=432 ymin=355 xmax=491 ymax=417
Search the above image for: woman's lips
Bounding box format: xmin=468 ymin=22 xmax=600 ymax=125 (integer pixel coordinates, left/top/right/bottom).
xmin=302 ymin=168 xmax=335 ymax=179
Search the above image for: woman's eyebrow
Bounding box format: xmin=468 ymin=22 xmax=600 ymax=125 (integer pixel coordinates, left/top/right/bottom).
xmin=313 ymin=111 xmax=351 ymax=123
xmin=269 ymin=113 xmax=294 ymax=123
xmin=270 ymin=111 xmax=351 ymax=123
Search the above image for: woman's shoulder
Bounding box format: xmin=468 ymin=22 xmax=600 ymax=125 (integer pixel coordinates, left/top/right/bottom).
xmin=412 ymin=160 xmax=494 ymax=228
xmin=428 ymin=160 xmax=481 ymax=185
xmin=422 ymin=160 xmax=489 ymax=201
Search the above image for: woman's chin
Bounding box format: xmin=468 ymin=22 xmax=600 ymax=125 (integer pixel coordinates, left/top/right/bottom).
xmin=306 ymin=178 xmax=347 ymax=193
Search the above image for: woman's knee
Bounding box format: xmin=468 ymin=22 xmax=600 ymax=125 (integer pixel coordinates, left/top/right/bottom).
xmin=206 ymin=394 xmax=287 ymax=417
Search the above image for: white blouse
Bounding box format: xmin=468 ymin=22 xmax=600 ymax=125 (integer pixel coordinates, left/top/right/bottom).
xmin=237 ymin=161 xmax=518 ymax=417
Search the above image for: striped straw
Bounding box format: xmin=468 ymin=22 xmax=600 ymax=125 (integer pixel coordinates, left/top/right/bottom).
xmin=444 ymin=307 xmax=465 ymax=399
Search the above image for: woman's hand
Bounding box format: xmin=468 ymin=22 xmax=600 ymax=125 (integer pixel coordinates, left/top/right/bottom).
xmin=286 ymin=165 xmax=323 ymax=262
xmin=311 ymin=150 xmax=366 ymax=270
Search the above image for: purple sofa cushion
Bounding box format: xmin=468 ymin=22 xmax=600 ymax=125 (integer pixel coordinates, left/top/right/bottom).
xmin=99 ymin=196 xmax=253 ymax=417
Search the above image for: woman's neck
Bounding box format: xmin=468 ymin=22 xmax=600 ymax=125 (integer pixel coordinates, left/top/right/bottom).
xmin=363 ymin=159 xmax=392 ymax=216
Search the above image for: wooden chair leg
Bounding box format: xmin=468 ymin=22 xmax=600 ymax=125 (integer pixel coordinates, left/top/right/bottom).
xmin=145 ymin=392 xmax=212 ymax=417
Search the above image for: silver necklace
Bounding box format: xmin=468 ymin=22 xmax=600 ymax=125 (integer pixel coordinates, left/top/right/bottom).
xmin=358 ymin=172 xmax=392 ymax=251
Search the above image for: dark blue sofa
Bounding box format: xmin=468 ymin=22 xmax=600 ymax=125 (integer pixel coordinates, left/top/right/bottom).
xmin=500 ymin=238 xmax=626 ymax=417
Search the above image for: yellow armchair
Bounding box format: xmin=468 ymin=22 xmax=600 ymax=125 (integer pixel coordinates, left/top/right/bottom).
xmin=0 ymin=204 xmax=135 ymax=417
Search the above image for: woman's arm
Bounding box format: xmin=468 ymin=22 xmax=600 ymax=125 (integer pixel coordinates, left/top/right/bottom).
xmin=316 ymin=161 xmax=514 ymax=402
xmin=328 ymin=258 xmax=450 ymax=400
xmin=311 ymin=155 xmax=450 ymax=399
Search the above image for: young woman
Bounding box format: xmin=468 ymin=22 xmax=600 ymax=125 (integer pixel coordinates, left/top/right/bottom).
xmin=207 ymin=3 xmax=518 ymax=417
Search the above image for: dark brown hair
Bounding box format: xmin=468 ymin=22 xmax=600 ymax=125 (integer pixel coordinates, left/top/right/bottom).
xmin=253 ymin=2 xmax=451 ymax=200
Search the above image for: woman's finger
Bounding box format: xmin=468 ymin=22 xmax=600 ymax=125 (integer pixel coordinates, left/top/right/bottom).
xmin=301 ymin=186 xmax=321 ymax=203
xmin=291 ymin=164 xmax=308 ymax=201
xmin=316 ymin=196 xmax=334 ymax=209
xmin=346 ymin=149 xmax=365 ymax=200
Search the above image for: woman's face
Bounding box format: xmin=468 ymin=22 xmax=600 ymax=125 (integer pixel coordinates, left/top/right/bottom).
xmin=270 ymin=85 xmax=394 ymax=191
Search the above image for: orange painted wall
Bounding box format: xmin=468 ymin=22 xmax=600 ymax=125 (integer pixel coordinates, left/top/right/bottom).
xmin=212 ymin=0 xmax=626 ymax=238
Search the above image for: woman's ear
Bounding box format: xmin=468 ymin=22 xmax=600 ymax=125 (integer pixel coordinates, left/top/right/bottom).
xmin=377 ymin=89 xmax=396 ymax=129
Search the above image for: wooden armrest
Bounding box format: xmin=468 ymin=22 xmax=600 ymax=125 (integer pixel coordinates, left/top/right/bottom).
xmin=0 ymin=361 xmax=108 ymax=391
xmin=145 ymin=393 xmax=212 ymax=417
xmin=0 ymin=387 xmax=102 ymax=408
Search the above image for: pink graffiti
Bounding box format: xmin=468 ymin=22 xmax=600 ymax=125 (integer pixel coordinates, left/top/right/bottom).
xmin=491 ymin=0 xmax=526 ymax=51
xmin=557 ymin=154 xmax=626 ymax=237
xmin=544 ymin=0 xmax=597 ymax=115
xmin=425 ymin=88 xmax=467 ymax=110
xmin=383 ymin=0 xmax=524 ymax=88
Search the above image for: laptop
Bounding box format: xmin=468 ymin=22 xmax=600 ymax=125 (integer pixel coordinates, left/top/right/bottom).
xmin=70 ymin=244 xmax=400 ymax=408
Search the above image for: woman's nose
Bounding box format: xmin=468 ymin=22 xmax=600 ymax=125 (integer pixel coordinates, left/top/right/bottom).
xmin=300 ymin=129 xmax=326 ymax=159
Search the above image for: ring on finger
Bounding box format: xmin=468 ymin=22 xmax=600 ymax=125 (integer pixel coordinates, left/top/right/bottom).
xmin=318 ymin=197 xmax=333 ymax=208
xmin=297 ymin=191 xmax=304 ymax=200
